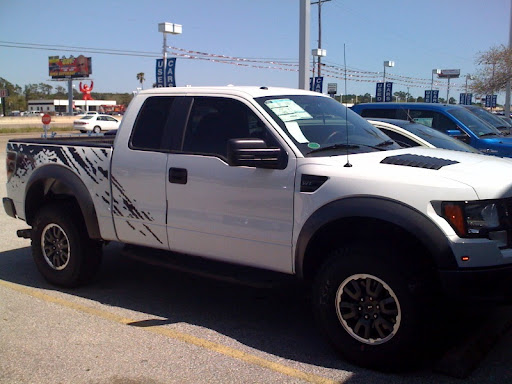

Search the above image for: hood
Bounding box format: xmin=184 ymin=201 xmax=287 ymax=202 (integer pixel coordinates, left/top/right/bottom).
xmin=305 ymin=147 xmax=512 ymax=201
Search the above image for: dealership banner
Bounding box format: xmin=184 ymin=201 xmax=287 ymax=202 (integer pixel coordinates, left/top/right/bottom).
xmin=156 ymin=58 xmax=177 ymax=87
xmin=49 ymin=55 xmax=92 ymax=78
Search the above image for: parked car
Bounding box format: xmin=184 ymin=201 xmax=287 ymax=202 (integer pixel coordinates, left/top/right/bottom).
xmin=351 ymin=102 xmax=512 ymax=157
xmin=462 ymin=105 xmax=512 ymax=134
xmin=366 ymin=118 xmax=481 ymax=153
xmin=73 ymin=114 xmax=120 ymax=133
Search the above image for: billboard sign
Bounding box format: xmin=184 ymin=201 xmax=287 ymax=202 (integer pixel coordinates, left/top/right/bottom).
xmin=49 ymin=55 xmax=92 ymax=78
xmin=438 ymin=69 xmax=460 ymax=79
xmin=327 ymin=83 xmax=337 ymax=95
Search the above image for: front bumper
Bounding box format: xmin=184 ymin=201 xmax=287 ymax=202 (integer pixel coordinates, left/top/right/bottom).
xmin=440 ymin=264 xmax=512 ymax=303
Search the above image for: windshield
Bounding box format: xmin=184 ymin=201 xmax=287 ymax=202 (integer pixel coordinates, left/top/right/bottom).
xmin=407 ymin=124 xmax=481 ymax=153
xmin=256 ymin=95 xmax=401 ymax=156
xmin=448 ymin=108 xmax=502 ymax=137
xmin=465 ymin=106 xmax=512 ymax=129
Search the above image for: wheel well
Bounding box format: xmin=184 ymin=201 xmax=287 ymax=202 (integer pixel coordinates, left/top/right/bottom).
xmin=26 ymin=178 xmax=81 ymax=225
xmin=25 ymin=173 xmax=100 ymax=239
xmin=301 ymin=217 xmax=438 ymax=286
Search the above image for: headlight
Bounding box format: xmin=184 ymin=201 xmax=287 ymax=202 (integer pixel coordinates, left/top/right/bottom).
xmin=435 ymin=199 xmax=510 ymax=247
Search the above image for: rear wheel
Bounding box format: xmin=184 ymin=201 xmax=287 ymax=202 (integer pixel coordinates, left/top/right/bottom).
xmin=31 ymin=202 xmax=102 ymax=287
xmin=312 ymin=243 xmax=436 ymax=371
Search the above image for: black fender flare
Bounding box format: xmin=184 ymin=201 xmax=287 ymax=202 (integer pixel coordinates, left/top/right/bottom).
xmin=295 ymin=196 xmax=457 ymax=279
xmin=25 ymin=164 xmax=101 ymax=239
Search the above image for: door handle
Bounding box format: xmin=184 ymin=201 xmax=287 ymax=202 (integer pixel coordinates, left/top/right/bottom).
xmin=169 ymin=168 xmax=188 ymax=184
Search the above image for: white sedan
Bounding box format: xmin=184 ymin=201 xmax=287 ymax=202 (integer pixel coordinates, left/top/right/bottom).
xmin=73 ymin=114 xmax=120 ymax=133
xmin=367 ymin=118 xmax=481 ymax=153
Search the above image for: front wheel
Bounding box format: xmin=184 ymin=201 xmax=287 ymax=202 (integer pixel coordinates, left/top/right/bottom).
xmin=31 ymin=202 xmax=102 ymax=287
xmin=312 ymin=244 xmax=435 ymax=371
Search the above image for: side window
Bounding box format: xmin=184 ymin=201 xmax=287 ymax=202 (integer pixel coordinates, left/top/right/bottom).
xmin=360 ymin=109 xmax=397 ymax=119
xmin=408 ymin=110 xmax=457 ymax=133
xmin=130 ymin=96 xmax=175 ymax=151
xmin=380 ymin=128 xmax=419 ymax=148
xmin=182 ymin=97 xmax=275 ymax=159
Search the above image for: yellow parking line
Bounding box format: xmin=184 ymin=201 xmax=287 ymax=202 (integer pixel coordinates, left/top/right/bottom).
xmin=0 ymin=279 xmax=339 ymax=384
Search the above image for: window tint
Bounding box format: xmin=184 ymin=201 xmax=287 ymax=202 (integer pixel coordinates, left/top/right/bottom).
xmin=182 ymin=97 xmax=274 ymax=158
xmin=131 ymin=96 xmax=175 ymax=151
xmin=360 ymin=109 xmax=397 ymax=119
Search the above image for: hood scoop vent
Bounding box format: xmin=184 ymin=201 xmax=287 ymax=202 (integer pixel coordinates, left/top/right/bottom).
xmin=380 ymin=154 xmax=459 ymax=170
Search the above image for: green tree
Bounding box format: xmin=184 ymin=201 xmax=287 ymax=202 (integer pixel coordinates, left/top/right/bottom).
xmin=471 ymin=45 xmax=512 ymax=95
xmin=393 ymin=91 xmax=407 ymax=102
xmin=136 ymin=72 xmax=145 ymax=90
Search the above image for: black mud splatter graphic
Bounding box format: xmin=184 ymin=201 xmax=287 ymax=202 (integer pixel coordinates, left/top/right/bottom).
xmin=6 ymin=142 xmax=111 ymax=216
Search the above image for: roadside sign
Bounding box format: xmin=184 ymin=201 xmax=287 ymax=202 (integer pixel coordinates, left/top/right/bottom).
xmin=42 ymin=114 xmax=51 ymax=125
xmin=327 ymin=83 xmax=337 ymax=95
xmin=384 ymin=82 xmax=393 ymax=102
xmin=432 ymin=90 xmax=439 ymax=103
xmin=485 ymin=95 xmax=497 ymax=108
xmin=155 ymin=58 xmax=177 ymax=87
xmin=0 ymin=89 xmax=8 ymax=98
xmin=425 ymin=90 xmax=431 ymax=103
xmin=375 ymin=83 xmax=384 ymax=102
xmin=313 ymin=77 xmax=323 ymax=93
xmin=459 ymin=93 xmax=473 ymax=105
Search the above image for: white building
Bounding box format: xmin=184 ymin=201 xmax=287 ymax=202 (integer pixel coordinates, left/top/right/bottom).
xmin=28 ymin=99 xmax=117 ymax=114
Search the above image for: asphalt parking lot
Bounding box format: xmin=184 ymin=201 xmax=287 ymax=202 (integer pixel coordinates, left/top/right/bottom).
xmin=1 ymin=133 xmax=512 ymax=384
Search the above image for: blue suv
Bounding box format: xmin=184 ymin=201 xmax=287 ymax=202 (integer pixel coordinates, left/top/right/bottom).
xmin=351 ymin=103 xmax=512 ymax=157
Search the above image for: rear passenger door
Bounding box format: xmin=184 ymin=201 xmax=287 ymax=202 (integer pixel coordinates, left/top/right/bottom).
xmin=110 ymin=96 xmax=180 ymax=249
xmin=165 ymin=96 xmax=296 ymax=273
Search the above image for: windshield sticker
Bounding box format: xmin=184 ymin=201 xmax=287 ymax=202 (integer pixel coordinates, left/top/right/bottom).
xmin=264 ymin=99 xmax=313 ymax=122
xmin=284 ymin=121 xmax=309 ymax=143
xmin=308 ymin=142 xmax=320 ymax=149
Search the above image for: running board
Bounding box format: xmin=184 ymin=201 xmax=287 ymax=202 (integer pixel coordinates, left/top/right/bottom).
xmin=120 ymin=244 xmax=296 ymax=289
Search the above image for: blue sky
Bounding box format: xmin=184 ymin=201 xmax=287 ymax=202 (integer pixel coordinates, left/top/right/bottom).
xmin=0 ymin=0 xmax=510 ymax=101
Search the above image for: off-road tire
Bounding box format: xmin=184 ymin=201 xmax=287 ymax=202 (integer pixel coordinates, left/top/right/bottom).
xmin=312 ymin=243 xmax=435 ymax=371
xmin=31 ymin=202 xmax=102 ymax=287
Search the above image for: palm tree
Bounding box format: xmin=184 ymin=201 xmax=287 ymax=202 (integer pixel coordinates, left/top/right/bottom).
xmin=136 ymin=72 xmax=145 ymax=90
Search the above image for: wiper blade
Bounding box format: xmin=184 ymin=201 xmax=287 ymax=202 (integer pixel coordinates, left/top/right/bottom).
xmin=376 ymin=140 xmax=396 ymax=147
xmin=307 ymin=143 xmax=360 ymax=155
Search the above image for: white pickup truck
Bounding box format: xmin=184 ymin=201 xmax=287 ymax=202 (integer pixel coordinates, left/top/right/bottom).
xmin=4 ymin=86 xmax=512 ymax=370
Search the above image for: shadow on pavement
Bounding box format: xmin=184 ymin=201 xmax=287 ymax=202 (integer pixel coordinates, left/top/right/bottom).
xmin=1 ymin=244 xmax=511 ymax=383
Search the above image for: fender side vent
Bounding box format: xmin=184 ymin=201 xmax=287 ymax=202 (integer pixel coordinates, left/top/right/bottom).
xmin=380 ymin=154 xmax=458 ymax=170
xmin=301 ymin=174 xmax=328 ymax=193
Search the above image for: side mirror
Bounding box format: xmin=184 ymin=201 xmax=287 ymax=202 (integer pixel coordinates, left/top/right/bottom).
xmin=446 ymin=129 xmax=471 ymax=144
xmin=227 ymin=138 xmax=287 ymax=169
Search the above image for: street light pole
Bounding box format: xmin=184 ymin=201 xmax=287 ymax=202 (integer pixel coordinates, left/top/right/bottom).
xmin=158 ymin=22 xmax=182 ymax=87
xmin=431 ymin=69 xmax=440 ymax=103
xmin=299 ymin=0 xmax=310 ymax=90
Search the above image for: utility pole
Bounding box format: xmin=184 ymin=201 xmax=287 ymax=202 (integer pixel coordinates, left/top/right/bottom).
xmin=311 ymin=0 xmax=331 ymax=77
xmin=506 ymin=0 xmax=512 ymax=116
xmin=299 ymin=0 xmax=310 ymax=89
